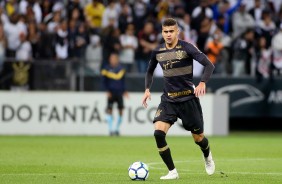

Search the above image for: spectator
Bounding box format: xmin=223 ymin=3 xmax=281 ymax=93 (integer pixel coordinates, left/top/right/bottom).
xmin=84 ymin=0 xmax=105 ymax=31
xmin=19 ymin=0 xmax=42 ymax=24
xmin=16 ymin=32 xmax=32 ymax=61
xmin=100 ymin=18 xmax=121 ymax=70
xmin=271 ymin=23 xmax=282 ymax=76
xmin=0 ymin=23 xmax=6 ymax=73
xmin=135 ymin=21 xmax=158 ymax=73
xmin=46 ymin=10 xmax=61 ymax=33
xmin=3 ymin=12 xmax=27 ymax=58
xmin=0 ymin=6 xmax=9 ymax=24
xmin=191 ymin=0 xmax=213 ymax=33
xmin=37 ymin=22 xmax=56 ymax=59
xmin=155 ymin=0 xmax=170 ymax=22
xmin=102 ymin=0 xmax=119 ymax=28
xmin=4 ymin=0 xmax=18 ymax=17
xmin=85 ymin=28 xmax=102 ymax=74
xmin=232 ymin=2 xmax=255 ymax=39
xmin=256 ymin=9 xmax=276 ymax=48
xmin=177 ymin=13 xmax=197 ymax=44
xmin=55 ymin=19 xmax=68 ymax=60
xmin=67 ymin=0 xmax=84 ymax=22
xmin=267 ymin=0 xmax=282 ymax=14
xmin=196 ymin=17 xmax=217 ymax=53
xmin=132 ymin=0 xmax=148 ymax=33
xmin=69 ymin=7 xmax=84 ymax=27
xmin=274 ymin=5 xmax=282 ymax=28
xmin=40 ymin=0 xmax=53 ymax=22
xmin=118 ymin=1 xmax=133 ymax=34
xmin=74 ymin=22 xmax=89 ymax=59
xmin=212 ymin=0 xmax=242 ymax=35
xmin=68 ymin=19 xmax=78 ymax=59
xmin=119 ymin=23 xmax=138 ymax=73
xmin=27 ymin=21 xmax=40 ymax=58
xmin=248 ymin=0 xmax=264 ymax=26
xmin=255 ymin=36 xmax=271 ymax=81
xmin=231 ymin=28 xmax=255 ymax=76
xmin=205 ymin=31 xmax=224 ymax=74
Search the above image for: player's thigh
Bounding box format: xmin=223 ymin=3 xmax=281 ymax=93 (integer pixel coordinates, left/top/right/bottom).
xmin=153 ymin=101 xmax=177 ymax=131
xmin=116 ymin=95 xmax=124 ymax=109
xmin=181 ymin=98 xmax=204 ymax=134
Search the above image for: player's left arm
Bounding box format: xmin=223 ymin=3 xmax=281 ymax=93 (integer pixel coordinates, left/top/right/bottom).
xmin=185 ymin=43 xmax=215 ymax=97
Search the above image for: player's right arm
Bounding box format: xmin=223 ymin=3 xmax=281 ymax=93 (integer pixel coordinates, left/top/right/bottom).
xmin=142 ymin=50 xmax=158 ymax=108
xmin=142 ymin=88 xmax=151 ymax=108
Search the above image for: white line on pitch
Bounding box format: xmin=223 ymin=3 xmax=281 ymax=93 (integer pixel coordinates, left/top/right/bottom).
xmin=147 ymin=158 xmax=282 ymax=165
xmin=0 ymin=172 xmax=117 ymax=176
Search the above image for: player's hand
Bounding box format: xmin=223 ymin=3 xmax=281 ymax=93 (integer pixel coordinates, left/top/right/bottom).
xmin=123 ymin=91 xmax=129 ymax=99
xmin=194 ymin=82 xmax=206 ymax=97
xmin=107 ymin=92 xmax=112 ymax=98
xmin=142 ymin=89 xmax=151 ymax=108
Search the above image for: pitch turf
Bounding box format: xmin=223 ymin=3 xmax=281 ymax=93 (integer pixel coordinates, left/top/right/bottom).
xmin=0 ymin=132 xmax=281 ymax=184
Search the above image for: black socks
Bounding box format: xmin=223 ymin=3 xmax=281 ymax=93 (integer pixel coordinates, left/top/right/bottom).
xmin=154 ymin=130 xmax=175 ymax=171
xmin=195 ymin=137 xmax=210 ymax=157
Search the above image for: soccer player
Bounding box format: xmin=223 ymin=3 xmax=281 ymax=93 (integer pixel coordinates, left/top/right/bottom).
xmin=141 ymin=18 xmax=215 ymax=179
xmin=101 ymin=52 xmax=129 ymax=136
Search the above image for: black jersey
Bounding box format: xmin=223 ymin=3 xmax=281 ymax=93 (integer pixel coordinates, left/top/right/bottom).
xmin=145 ymin=39 xmax=215 ymax=103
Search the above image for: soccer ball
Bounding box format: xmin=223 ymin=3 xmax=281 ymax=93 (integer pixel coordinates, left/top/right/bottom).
xmin=128 ymin=161 xmax=149 ymax=180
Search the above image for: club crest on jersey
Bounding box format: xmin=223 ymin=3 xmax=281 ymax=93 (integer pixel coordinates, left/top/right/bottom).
xmin=175 ymin=50 xmax=186 ymax=60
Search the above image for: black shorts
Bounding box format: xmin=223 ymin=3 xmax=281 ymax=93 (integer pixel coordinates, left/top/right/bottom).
xmin=106 ymin=94 xmax=124 ymax=110
xmin=153 ymin=97 xmax=204 ymax=134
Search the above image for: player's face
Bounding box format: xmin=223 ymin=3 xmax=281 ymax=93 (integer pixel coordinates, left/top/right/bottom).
xmin=162 ymin=25 xmax=179 ymax=45
xmin=109 ymin=54 xmax=119 ymax=67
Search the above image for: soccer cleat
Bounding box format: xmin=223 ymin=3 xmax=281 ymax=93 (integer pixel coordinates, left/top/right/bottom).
xmin=203 ymin=152 xmax=215 ymax=175
xmin=160 ymin=168 xmax=179 ymax=180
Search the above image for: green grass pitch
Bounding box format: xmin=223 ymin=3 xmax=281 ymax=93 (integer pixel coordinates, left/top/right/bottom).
xmin=0 ymin=132 xmax=281 ymax=184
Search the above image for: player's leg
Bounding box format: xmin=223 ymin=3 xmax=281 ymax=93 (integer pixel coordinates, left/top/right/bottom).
xmin=192 ymin=133 xmax=215 ymax=175
xmin=154 ymin=121 xmax=179 ymax=179
xmin=192 ymin=133 xmax=210 ymax=158
xmin=191 ymin=98 xmax=215 ymax=175
xmin=153 ymin=102 xmax=179 ymax=180
xmin=115 ymin=95 xmax=124 ymax=136
xmin=181 ymin=98 xmax=215 ymax=175
xmin=105 ymin=96 xmax=114 ymax=136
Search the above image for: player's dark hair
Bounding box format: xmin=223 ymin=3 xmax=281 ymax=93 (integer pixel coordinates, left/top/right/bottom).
xmin=162 ymin=18 xmax=178 ymax=27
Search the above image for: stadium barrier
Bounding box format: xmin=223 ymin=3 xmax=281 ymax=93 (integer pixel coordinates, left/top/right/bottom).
xmin=0 ymin=91 xmax=229 ymax=136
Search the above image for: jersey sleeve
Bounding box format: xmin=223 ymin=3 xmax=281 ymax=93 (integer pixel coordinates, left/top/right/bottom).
xmin=145 ymin=50 xmax=158 ymax=89
xmin=185 ymin=42 xmax=215 ymax=83
xmin=101 ymin=68 xmax=109 ymax=91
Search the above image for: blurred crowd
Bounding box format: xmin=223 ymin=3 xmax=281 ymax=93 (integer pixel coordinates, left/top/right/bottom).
xmin=0 ymin=0 xmax=282 ymax=80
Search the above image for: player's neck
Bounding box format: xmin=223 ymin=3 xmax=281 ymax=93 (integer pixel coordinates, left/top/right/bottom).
xmin=166 ymin=38 xmax=178 ymax=50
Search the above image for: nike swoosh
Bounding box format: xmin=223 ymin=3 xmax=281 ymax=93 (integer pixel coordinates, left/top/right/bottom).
xmin=194 ymin=128 xmax=200 ymax=131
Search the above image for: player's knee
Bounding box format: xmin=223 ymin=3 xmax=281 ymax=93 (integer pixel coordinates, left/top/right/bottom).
xmin=106 ymin=109 xmax=112 ymax=114
xmin=154 ymin=130 xmax=167 ymax=148
xmin=154 ymin=130 xmax=166 ymax=139
xmin=193 ymin=133 xmax=205 ymax=142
